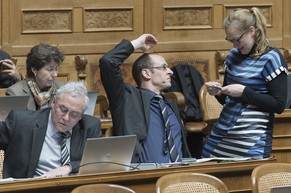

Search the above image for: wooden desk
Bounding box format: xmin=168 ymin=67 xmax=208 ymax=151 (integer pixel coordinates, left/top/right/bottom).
xmin=272 ymin=109 xmax=291 ymax=163
xmin=0 ymin=158 xmax=276 ymax=193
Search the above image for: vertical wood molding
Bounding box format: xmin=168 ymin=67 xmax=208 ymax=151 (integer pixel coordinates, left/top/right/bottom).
xmin=73 ymin=7 xmax=83 ymax=33
xmin=213 ymin=4 xmax=223 ymax=29
xmin=283 ymin=0 xmax=291 ymax=47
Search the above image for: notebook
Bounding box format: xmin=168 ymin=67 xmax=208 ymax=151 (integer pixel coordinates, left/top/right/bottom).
xmin=78 ymin=135 xmax=137 ymax=175
xmin=0 ymin=95 xmax=30 ymax=121
xmin=84 ymin=91 xmax=98 ymax=116
xmin=270 ymin=185 xmax=291 ymax=193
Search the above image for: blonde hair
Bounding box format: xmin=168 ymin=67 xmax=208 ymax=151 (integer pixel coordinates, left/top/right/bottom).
xmin=224 ymin=7 xmax=272 ymax=58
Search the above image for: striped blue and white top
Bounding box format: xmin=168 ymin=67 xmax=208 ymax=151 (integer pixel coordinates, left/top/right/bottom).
xmin=202 ymin=47 xmax=288 ymax=159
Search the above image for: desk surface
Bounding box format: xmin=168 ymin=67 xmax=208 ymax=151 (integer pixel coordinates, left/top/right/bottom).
xmin=275 ymin=109 xmax=291 ymax=118
xmin=0 ymin=158 xmax=276 ymax=193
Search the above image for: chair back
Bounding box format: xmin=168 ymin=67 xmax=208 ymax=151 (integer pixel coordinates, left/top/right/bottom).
xmin=199 ymin=79 xmax=223 ymax=121
xmin=156 ymin=172 xmax=229 ymax=193
xmin=251 ymin=163 xmax=291 ymax=193
xmin=71 ymin=183 xmax=136 ymax=193
xmin=163 ymin=92 xmax=185 ymax=109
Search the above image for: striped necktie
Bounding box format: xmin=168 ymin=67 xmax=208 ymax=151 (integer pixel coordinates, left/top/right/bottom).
xmin=57 ymin=131 xmax=71 ymax=166
xmin=155 ymin=95 xmax=180 ymax=162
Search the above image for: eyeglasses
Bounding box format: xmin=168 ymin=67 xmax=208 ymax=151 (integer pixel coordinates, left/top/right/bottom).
xmin=150 ymin=64 xmax=169 ymax=71
xmin=55 ymin=103 xmax=82 ymax=119
xmin=225 ymin=31 xmax=247 ymax=44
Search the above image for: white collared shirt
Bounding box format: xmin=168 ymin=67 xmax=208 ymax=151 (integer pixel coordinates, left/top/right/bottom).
xmin=34 ymin=111 xmax=71 ymax=177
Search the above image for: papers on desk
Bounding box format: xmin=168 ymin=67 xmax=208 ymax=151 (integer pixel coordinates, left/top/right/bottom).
xmin=0 ymin=177 xmax=27 ymax=182
xmin=196 ymin=157 xmax=252 ymax=163
xmin=130 ymin=157 xmax=255 ymax=170
xmin=0 ymin=176 xmax=46 ymax=183
xmin=130 ymin=158 xmax=197 ymax=170
xmin=160 ymin=157 xmax=251 ymax=167
xmin=130 ymin=162 xmax=190 ymax=170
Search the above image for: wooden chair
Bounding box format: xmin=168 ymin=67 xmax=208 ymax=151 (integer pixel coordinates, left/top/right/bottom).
xmin=163 ymin=92 xmax=185 ymax=109
xmin=198 ymin=79 xmax=223 ymax=134
xmin=96 ymin=94 xmax=110 ymax=118
xmin=163 ymin=92 xmax=208 ymax=134
xmin=156 ymin=172 xmax=229 ymax=193
xmin=251 ymin=163 xmax=291 ymax=193
xmin=199 ymin=79 xmax=223 ymax=120
xmin=215 ymin=51 xmax=228 ymax=78
xmin=164 ymin=79 xmax=224 ymax=135
xmin=71 ymin=183 xmax=136 ymax=193
xmin=95 ymin=95 xmax=113 ymax=137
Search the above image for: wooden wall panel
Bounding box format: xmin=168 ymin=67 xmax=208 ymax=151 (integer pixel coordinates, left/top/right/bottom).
xmin=147 ymin=0 xmax=283 ymax=53
xmin=1 ymin=0 xmax=144 ymax=55
xmin=0 ymin=0 xmax=290 ymax=94
xmin=1 ymin=0 xmax=287 ymax=55
xmin=0 ymin=2 xmax=2 ymax=48
xmin=283 ymin=0 xmax=291 ymax=47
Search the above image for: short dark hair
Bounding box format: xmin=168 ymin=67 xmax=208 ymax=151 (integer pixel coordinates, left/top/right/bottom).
xmin=132 ymin=53 xmax=154 ymax=86
xmin=26 ymin=43 xmax=65 ymax=78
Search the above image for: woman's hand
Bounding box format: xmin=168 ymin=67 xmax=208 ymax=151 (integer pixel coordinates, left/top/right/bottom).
xmin=205 ymin=82 xmax=222 ymax=96
xmin=221 ymin=84 xmax=246 ymax=97
xmin=1 ymin=59 xmax=22 ymax=81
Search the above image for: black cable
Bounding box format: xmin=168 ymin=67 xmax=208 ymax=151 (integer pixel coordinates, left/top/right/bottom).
xmin=72 ymin=161 xmax=141 ymax=172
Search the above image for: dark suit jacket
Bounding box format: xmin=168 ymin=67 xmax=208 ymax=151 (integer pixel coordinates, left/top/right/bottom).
xmin=99 ymin=39 xmax=191 ymax=162
xmin=0 ymin=108 xmax=102 ymax=178
xmin=6 ymin=80 xmax=64 ymax=111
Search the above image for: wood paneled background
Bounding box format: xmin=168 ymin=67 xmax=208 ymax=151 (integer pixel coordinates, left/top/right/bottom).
xmin=1 ymin=0 xmax=290 ymax=96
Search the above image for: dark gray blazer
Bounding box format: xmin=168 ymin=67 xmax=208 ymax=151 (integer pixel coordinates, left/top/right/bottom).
xmin=0 ymin=108 xmax=102 ymax=178
xmin=99 ymin=39 xmax=191 ymax=162
xmin=6 ymin=80 xmax=64 ymax=111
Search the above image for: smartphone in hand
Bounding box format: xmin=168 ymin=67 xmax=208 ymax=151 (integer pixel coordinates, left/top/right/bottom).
xmin=210 ymin=85 xmax=222 ymax=90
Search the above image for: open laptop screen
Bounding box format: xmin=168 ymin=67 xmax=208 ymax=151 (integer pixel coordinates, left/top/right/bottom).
xmin=270 ymin=185 xmax=291 ymax=193
xmin=78 ymin=135 xmax=137 ymax=175
xmin=84 ymin=91 xmax=98 ymax=116
xmin=0 ymin=95 xmax=30 ymax=121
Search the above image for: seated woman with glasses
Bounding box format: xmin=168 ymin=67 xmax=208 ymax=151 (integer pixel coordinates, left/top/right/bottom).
xmin=202 ymin=7 xmax=288 ymax=159
xmin=6 ymin=43 xmax=65 ymax=110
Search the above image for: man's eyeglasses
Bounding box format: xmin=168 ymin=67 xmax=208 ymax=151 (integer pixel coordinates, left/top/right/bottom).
xmin=150 ymin=64 xmax=169 ymax=71
xmin=225 ymin=31 xmax=247 ymax=44
xmin=56 ymin=103 xmax=82 ymax=119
